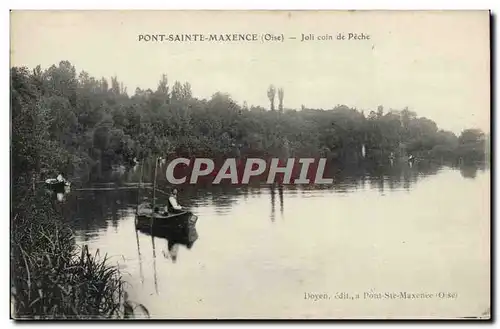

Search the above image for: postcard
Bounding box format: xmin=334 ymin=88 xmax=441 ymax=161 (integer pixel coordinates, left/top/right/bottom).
xmin=10 ymin=10 xmax=491 ymax=320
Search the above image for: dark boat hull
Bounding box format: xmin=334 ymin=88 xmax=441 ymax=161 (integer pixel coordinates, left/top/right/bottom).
xmin=135 ymin=211 xmax=197 ymax=233
xmin=136 ymin=211 xmax=198 ymax=248
xmin=137 ymin=221 xmax=199 ymax=249
xmin=45 ymin=179 xmax=70 ymax=192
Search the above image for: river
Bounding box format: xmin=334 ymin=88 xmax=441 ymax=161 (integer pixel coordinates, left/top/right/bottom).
xmin=54 ymin=162 xmax=490 ymax=319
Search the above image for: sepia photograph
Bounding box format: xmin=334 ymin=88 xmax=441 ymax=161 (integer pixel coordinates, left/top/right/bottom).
xmin=9 ymin=10 xmax=491 ymax=320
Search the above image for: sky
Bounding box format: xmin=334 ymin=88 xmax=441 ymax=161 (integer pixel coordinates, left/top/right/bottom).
xmin=10 ymin=10 xmax=490 ymax=134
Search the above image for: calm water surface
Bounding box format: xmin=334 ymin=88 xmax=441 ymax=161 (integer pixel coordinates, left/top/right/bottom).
xmin=57 ymin=164 xmax=490 ymax=319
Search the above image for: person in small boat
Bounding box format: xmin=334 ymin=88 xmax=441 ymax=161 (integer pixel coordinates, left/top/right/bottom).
xmin=167 ymin=188 xmax=183 ymax=213
xmin=56 ymin=172 xmax=67 ymax=184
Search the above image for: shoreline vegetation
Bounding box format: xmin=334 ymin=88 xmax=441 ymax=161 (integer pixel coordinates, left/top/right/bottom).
xmin=11 ymin=61 xmax=490 ymax=319
xmin=11 ymin=186 xmax=150 ymax=319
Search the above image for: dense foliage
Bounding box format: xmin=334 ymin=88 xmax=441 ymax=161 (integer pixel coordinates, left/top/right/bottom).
xmin=11 ymin=63 xmax=148 ymax=319
xmin=11 ymin=192 xmax=131 ymax=319
xmin=12 ymin=61 xmax=489 ymax=181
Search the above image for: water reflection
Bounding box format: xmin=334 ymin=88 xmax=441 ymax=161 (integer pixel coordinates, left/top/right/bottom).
xmin=59 ymin=162 xmax=486 ymax=240
xmin=270 ymin=184 xmax=275 ymax=222
xmin=134 ymin=228 xmax=145 ymax=286
xmin=136 ymin=224 xmax=199 ymax=264
xmin=460 ymin=165 xmax=479 ymax=179
xmin=278 ymin=184 xmax=284 ymax=219
xmin=52 ymin=185 xmax=72 ymax=202
xmin=151 ymin=236 xmax=159 ymax=294
xmin=59 ymin=160 xmax=489 ymax=318
xmin=270 ymin=184 xmax=284 ymax=222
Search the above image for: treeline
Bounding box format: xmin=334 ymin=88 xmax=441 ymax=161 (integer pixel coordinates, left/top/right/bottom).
xmin=12 ymin=60 xmax=489 ymax=181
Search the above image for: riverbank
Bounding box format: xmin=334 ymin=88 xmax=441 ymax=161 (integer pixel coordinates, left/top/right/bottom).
xmin=10 ymin=186 xmax=148 ymax=319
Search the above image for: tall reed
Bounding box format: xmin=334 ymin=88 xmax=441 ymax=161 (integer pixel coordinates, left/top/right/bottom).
xmin=11 ymin=189 xmax=149 ymax=319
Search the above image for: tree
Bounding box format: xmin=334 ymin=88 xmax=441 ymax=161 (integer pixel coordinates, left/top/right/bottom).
xmin=171 ymin=81 xmax=183 ymax=101
xmin=110 ymin=76 xmax=120 ymax=95
xmin=459 ymin=128 xmax=485 ymax=145
xmin=156 ymin=74 xmax=169 ymax=95
xmin=100 ymin=78 xmax=109 ymax=94
xmin=377 ymin=105 xmax=384 ymax=118
xmin=182 ymin=82 xmax=192 ymax=100
xmin=267 ymin=85 xmax=276 ymax=111
xmin=278 ymin=88 xmax=284 ymax=113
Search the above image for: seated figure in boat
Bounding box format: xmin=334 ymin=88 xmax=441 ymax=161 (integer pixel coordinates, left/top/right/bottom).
xmin=166 ymin=188 xmax=183 ymax=214
xmin=56 ymin=172 xmax=69 ymax=186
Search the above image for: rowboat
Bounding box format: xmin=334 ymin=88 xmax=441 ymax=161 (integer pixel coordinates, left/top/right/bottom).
xmin=135 ymin=207 xmax=199 ymax=264
xmin=45 ymin=178 xmax=71 ymax=191
xmin=135 ymin=203 xmax=198 ymax=233
xmin=135 ymin=156 xmax=199 ymax=243
xmin=136 ymin=211 xmax=199 ymax=249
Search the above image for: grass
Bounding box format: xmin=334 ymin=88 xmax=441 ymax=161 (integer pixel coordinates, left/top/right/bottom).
xmin=11 ymin=189 xmax=149 ymax=319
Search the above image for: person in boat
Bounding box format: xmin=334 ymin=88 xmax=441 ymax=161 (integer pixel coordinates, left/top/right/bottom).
xmin=167 ymin=188 xmax=184 ymax=214
xmin=56 ymin=172 xmax=67 ymax=184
